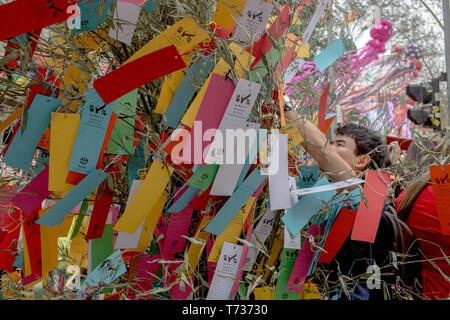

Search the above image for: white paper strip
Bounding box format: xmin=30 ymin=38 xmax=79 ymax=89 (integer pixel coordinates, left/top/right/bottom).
xmin=284 ymin=225 xmax=301 ymax=249
xmin=293 ymin=178 xmax=365 ymax=196
xmin=108 ymin=1 xmax=141 ymax=45
xmin=283 ymin=58 xmax=305 ymax=86
xmin=206 ymin=242 xmax=244 ymax=300
xmin=233 ymin=0 xmax=274 ymax=46
xmin=209 ymin=122 xmax=260 ymax=196
xmin=301 ymin=0 xmax=331 ymax=46
xmin=268 ymin=134 xmax=291 ymax=210
xmin=243 ymin=208 xmax=276 ymax=271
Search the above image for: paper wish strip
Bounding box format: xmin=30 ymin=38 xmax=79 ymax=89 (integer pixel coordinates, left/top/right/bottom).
xmin=72 ymin=0 xmax=115 ymax=34
xmin=36 ymin=169 xmax=109 ymax=227
xmin=67 ymin=89 xmax=114 ymax=176
xmin=12 ymin=166 xmax=51 ymax=216
xmin=108 ymin=1 xmax=141 ymax=45
xmin=48 ymin=113 xmax=80 ymax=192
xmin=0 ymin=0 xmax=74 ymax=41
xmin=233 ymin=0 xmax=274 ymax=46
xmin=94 ymin=45 xmax=186 ymax=104
xmin=163 ymin=56 xmax=215 ymax=128
xmin=206 ymin=242 xmax=244 ymax=300
xmin=243 ymin=208 xmax=277 ymax=271
xmin=268 ymin=134 xmax=291 ymax=210
xmin=313 ymin=38 xmax=347 ymax=73
xmin=205 ymin=169 xmax=266 ymax=236
xmin=274 ymin=248 xmax=300 ymax=300
xmin=351 ymin=170 xmax=390 ymax=243
xmin=114 ymin=160 xmax=173 ymax=234
xmin=281 ymin=176 xmax=336 ymax=237
xmin=286 ymin=225 xmax=319 ymax=292
xmin=301 ymin=0 xmax=331 ymax=46
xmin=3 ymin=94 xmax=62 ymax=171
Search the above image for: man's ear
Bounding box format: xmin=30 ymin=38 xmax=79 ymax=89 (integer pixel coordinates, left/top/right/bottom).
xmin=355 ymin=154 xmax=371 ymax=171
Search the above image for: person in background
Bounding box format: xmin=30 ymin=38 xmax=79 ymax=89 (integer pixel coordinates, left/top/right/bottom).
xmin=395 ymin=137 xmax=450 ymax=300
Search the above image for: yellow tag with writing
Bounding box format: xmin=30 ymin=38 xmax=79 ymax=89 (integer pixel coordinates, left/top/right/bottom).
xmin=135 ymin=192 xmax=168 ymax=252
xmin=155 ymin=70 xmax=185 ymax=114
xmin=213 ymin=0 xmax=247 ymax=31
xmin=114 ymin=160 xmax=173 ymax=234
xmin=254 ymin=287 xmax=275 ymax=300
xmin=124 ymin=18 xmax=210 ymax=65
xmin=208 ymin=196 xmax=255 ymax=263
xmin=187 ymin=215 xmax=211 ymax=275
xmin=298 ymin=282 xmax=322 ymax=300
xmin=49 ymin=113 xmax=81 ymax=192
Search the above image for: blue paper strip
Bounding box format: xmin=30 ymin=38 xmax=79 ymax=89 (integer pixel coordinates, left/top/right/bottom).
xmin=235 ymin=129 xmax=265 ymax=191
xmin=205 ymin=169 xmax=266 ymax=236
xmin=68 ymin=89 xmax=114 ymax=175
xmin=36 ymin=169 xmax=109 ymax=227
xmin=73 ymin=0 xmax=115 ymax=34
xmin=3 ymin=94 xmax=61 ymax=171
xmin=313 ymin=38 xmax=346 ymax=72
xmin=167 ymin=185 xmax=200 ymax=213
xmin=281 ymin=177 xmax=337 ymax=237
xmin=142 ymin=1 xmax=156 ymax=12
xmin=127 ymin=142 xmax=147 ymax=190
xmin=77 ymin=250 xmax=126 ymax=298
xmin=298 ymin=165 xmax=319 ymax=189
xmin=163 ymin=56 xmax=215 ymax=128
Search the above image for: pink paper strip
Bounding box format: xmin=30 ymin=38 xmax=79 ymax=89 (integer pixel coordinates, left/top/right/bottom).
xmin=127 ymin=254 xmax=160 ymax=299
xmin=229 ymin=225 xmax=253 ymax=298
xmin=11 ymin=166 xmax=51 ymax=216
xmin=161 ymin=207 xmax=194 ymax=260
xmin=181 ymin=73 xmax=235 ymax=164
xmin=286 ymin=224 xmax=319 ymax=293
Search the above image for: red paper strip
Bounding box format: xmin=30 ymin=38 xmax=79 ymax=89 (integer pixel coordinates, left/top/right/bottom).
xmin=93 ymin=45 xmax=186 ymax=104
xmin=0 ymin=0 xmax=74 ymax=41
xmin=385 ymin=136 xmax=413 ymax=151
xmin=429 ymin=164 xmax=450 ymax=235
xmin=127 ymin=254 xmax=161 ymax=300
xmin=0 ymin=208 xmax=22 ymax=272
xmin=85 ymin=183 xmax=114 ymax=241
xmin=318 ymin=84 xmax=330 ymax=132
xmin=22 ymin=210 xmax=42 ymax=277
xmin=250 ymin=4 xmax=291 ymax=68
xmin=351 ymin=170 xmax=390 ymax=243
xmin=318 ymin=208 xmax=357 ymax=264
xmin=12 ymin=166 xmax=51 ymax=216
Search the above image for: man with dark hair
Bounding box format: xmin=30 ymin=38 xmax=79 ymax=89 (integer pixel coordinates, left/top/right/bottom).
xmin=284 ymin=110 xmax=390 ymax=183
xmin=284 ymin=109 xmax=393 ymax=300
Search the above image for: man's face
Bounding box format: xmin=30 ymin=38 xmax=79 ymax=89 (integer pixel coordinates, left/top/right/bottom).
xmin=330 ymin=134 xmax=358 ymax=168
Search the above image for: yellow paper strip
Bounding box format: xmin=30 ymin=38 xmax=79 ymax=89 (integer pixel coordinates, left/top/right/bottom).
xmin=298 ymin=283 xmax=322 ymax=300
xmin=68 ymin=216 xmax=89 ymax=268
xmin=61 ymin=54 xmax=90 ymax=95
xmin=213 ymin=0 xmax=247 ymax=31
xmin=22 ymin=226 xmax=32 ymax=277
xmin=48 ymin=113 xmax=81 ymax=192
xmin=0 ymin=107 xmax=22 ymax=133
xmin=254 ymin=287 xmax=275 ymax=300
xmin=124 ymin=18 xmax=209 ymax=65
xmin=155 ymin=70 xmax=185 ymax=114
xmin=135 ymin=192 xmax=168 ymax=252
xmin=208 ymin=196 xmax=255 ymax=263
xmin=114 ymin=160 xmax=173 ymax=234
xmin=187 ymin=215 xmax=211 ymax=275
